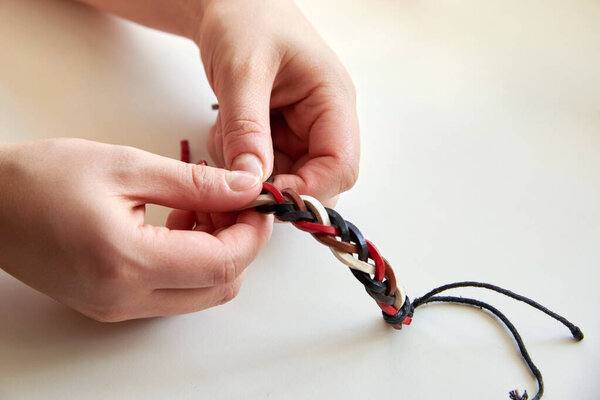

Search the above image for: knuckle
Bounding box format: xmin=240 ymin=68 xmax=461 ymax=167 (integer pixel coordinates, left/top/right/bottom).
xmin=211 ymin=252 xmax=239 ymax=285
xmin=114 ymin=144 xmax=139 ymax=166
xmin=93 ymin=259 xmax=134 ymax=286
xmin=220 ymin=117 xmax=268 ymax=164
xmin=222 ymin=117 xmax=266 ymax=139
xmin=87 ymin=307 xmax=127 ymax=323
xmin=94 ymin=262 xmax=123 ymax=284
xmin=339 ymin=159 xmax=359 ymax=193
xmin=213 ymin=52 xmax=271 ymax=94
xmin=83 ymin=296 xmax=130 ymax=322
xmin=218 ymin=280 xmax=243 ymax=305
xmin=187 ymin=163 xmax=214 ymax=194
xmin=224 ymin=54 xmax=270 ymax=81
xmin=89 ymin=252 xmax=141 ymax=292
xmin=110 ymin=145 xmax=143 ymax=186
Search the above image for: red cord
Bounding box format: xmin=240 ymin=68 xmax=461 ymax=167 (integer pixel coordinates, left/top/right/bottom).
xmin=366 ymin=240 xmax=385 ymax=282
xmin=261 ymin=182 xmax=286 ymax=203
xmin=377 ymin=304 xmax=411 ymax=325
xmin=377 ymin=302 xmax=399 ymax=315
xmin=180 ymin=140 xmax=190 ymax=163
xmin=293 ymin=221 xmax=339 ymax=236
xmin=262 ymin=183 xmax=339 ymax=235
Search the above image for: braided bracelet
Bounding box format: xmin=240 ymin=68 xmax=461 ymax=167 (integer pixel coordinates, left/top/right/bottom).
xmin=180 ymin=139 xmax=583 ymax=400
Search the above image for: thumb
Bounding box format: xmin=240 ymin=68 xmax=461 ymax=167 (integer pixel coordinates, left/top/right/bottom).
xmin=123 ymin=148 xmax=262 ymax=212
xmin=215 ymin=62 xmax=275 ymax=181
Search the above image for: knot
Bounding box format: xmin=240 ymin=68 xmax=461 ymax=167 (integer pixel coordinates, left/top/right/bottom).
xmin=382 ymin=296 xmax=414 ymax=328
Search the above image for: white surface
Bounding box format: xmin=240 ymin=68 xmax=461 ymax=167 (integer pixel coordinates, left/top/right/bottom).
xmin=1 ymin=0 xmax=599 ymax=399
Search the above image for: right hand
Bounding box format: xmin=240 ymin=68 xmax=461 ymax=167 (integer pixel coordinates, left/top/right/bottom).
xmin=196 ymin=0 xmax=360 ymax=206
xmin=0 ymin=138 xmax=272 ymax=322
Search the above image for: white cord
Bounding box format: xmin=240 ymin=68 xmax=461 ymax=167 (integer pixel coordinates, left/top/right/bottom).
xmin=300 ymin=195 xmax=377 ymax=276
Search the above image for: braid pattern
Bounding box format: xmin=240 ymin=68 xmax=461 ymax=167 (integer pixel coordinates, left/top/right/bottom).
xmin=252 ymin=182 xmax=412 ymax=329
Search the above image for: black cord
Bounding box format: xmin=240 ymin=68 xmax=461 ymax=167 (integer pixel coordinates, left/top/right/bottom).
xmin=412 ymin=282 xmax=584 ymax=400
xmin=417 ymin=295 xmax=541 ymax=399
xmin=412 ymin=281 xmax=584 ymax=341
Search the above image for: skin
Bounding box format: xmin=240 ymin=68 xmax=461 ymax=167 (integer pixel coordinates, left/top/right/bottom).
xmin=0 ymin=139 xmax=272 ymax=322
xmin=0 ymin=0 xmax=360 ymax=321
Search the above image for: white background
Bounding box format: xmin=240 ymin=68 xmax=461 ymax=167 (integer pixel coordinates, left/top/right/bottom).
xmin=1 ymin=0 xmax=599 ymax=398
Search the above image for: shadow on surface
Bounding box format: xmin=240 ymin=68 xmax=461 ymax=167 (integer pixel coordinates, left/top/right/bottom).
xmin=0 ymin=274 xmax=159 ymax=380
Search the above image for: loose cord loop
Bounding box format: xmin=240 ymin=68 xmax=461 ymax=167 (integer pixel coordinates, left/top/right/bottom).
xmin=412 ymin=281 xmax=584 ymax=341
xmin=411 ymin=281 xmax=583 ymax=400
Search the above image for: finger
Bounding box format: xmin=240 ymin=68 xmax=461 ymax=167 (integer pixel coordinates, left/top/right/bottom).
xmin=120 ymin=147 xmax=262 ymax=212
xmin=205 ymin=211 xmax=238 ymax=232
xmin=273 ymin=149 xmax=295 ymax=176
xmin=138 ymin=209 xmax=273 ymax=289
xmin=271 ymin=114 xmax=307 ymax=161
xmin=166 ymin=209 xmax=195 ymax=230
xmin=191 ymin=211 xmax=237 ymax=233
xmin=274 ymin=92 xmax=360 ymax=201
xmin=321 ymin=194 xmax=339 ymax=209
xmin=206 ymin=118 xmax=225 ymax=168
xmin=193 ymin=212 xmax=216 ymax=233
xmin=144 ymin=275 xmax=245 ymax=317
xmin=272 ymin=154 xmax=353 ymax=201
xmin=214 ymin=59 xmax=277 ymax=180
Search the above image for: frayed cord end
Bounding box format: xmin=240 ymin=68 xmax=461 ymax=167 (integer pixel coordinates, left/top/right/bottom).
xmin=509 ymin=389 xmax=528 ymax=400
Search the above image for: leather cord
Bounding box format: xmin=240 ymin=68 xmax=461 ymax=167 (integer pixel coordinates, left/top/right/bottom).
xmin=179 ymin=141 xmax=583 ymax=400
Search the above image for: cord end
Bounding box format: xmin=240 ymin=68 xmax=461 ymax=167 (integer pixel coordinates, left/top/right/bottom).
xmin=571 ymin=326 xmax=584 ymax=341
xmin=180 ymin=140 xmax=190 ymax=163
xmin=509 ymin=389 xmax=528 ymax=400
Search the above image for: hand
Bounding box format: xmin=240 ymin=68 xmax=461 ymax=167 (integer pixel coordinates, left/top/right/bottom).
xmin=0 ymin=138 xmax=272 ymax=322
xmin=197 ymin=0 xmax=360 ymax=205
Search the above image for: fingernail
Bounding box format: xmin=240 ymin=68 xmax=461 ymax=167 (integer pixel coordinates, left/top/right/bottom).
xmin=225 ymin=171 xmax=260 ymax=191
xmin=231 ymin=153 xmax=264 ymax=180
